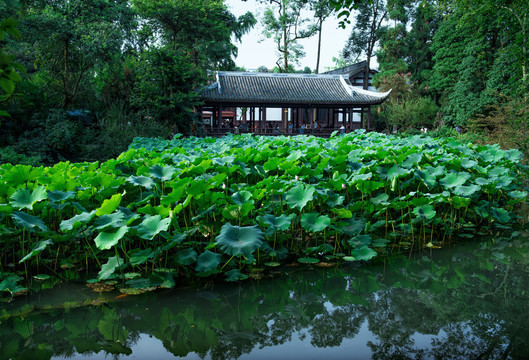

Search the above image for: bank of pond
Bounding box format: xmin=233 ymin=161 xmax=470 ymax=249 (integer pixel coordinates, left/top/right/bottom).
xmin=0 ymin=131 xmax=528 ymax=296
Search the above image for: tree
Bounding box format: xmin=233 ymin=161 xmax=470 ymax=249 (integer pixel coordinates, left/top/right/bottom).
xmin=310 ymin=0 xmax=333 ymax=73
xmin=19 ymin=0 xmax=136 ymax=109
xmin=341 ymin=0 xmax=388 ymax=89
xmin=260 ymin=0 xmax=318 ymax=73
xmin=0 ymin=17 xmax=23 ymax=120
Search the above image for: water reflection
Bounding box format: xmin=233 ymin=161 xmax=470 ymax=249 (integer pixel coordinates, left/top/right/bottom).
xmin=2 ymin=234 xmax=529 ymax=360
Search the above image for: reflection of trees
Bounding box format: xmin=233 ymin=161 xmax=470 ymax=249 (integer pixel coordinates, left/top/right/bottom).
xmin=2 ymin=237 xmax=529 ymax=359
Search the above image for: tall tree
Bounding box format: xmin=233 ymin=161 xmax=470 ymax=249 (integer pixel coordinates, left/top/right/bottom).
xmin=261 ymin=0 xmax=318 ymax=72
xmin=341 ymin=0 xmax=388 ymax=89
xmin=19 ymin=0 xmax=136 ymax=109
xmin=311 ymin=0 xmax=333 ymax=73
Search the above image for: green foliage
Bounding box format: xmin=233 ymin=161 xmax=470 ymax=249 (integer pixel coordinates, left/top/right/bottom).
xmin=260 ymin=0 xmax=318 ymax=72
xmin=0 ymin=131 xmax=526 ymax=292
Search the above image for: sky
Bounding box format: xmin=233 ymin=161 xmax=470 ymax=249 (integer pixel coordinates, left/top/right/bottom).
xmin=224 ymin=0 xmax=352 ymax=72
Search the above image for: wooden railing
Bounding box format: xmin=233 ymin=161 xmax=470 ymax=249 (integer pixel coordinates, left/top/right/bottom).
xmin=203 ymin=128 xmax=350 ymax=138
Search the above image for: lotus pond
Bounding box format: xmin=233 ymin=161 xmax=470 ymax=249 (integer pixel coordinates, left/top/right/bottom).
xmin=0 ymin=131 xmax=528 ymax=296
xmin=1 ymin=231 xmax=529 ymax=359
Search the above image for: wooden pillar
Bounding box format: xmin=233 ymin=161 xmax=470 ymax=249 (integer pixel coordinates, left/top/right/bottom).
xmin=217 ymin=105 xmax=223 ymax=131
xmin=367 ymin=107 xmax=372 ymax=131
xmin=262 ymin=107 xmax=267 ymax=133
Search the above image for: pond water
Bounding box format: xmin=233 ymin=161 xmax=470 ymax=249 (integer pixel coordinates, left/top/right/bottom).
xmin=2 ymin=232 xmax=529 ymax=360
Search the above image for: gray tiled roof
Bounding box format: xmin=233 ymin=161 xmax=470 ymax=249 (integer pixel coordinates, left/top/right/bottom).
xmin=201 ymin=71 xmax=390 ymax=106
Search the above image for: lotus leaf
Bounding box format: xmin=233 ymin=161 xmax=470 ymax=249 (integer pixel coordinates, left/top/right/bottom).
xmin=176 ymin=248 xmax=198 ymax=265
xmin=98 ymin=256 xmax=124 ymax=280
xmin=129 ymin=248 xmax=155 ymax=266
xmin=20 ymin=239 xmax=53 ymax=263
xmin=216 ymin=223 xmax=264 ymax=257
xmin=149 ymin=164 xmax=176 ymax=181
xmin=301 ymin=213 xmax=330 ymax=232
xmin=60 ymin=211 xmax=96 ymax=231
xmin=439 ymin=172 xmax=470 ymax=189
xmin=413 ymin=204 xmax=436 ymax=220
xmin=127 ymin=175 xmax=155 ymax=190
xmin=137 ymin=215 xmax=171 ymax=240
xmin=12 ymin=211 xmax=48 ymax=232
xmin=47 ymin=190 xmax=75 ymax=203
xmin=195 ymin=250 xmax=221 ymax=272
xmin=95 ymin=212 xmax=125 ymax=230
xmin=286 ymin=184 xmax=315 ymax=211
xmin=94 ymin=226 xmax=129 ymax=250
xmin=225 ymin=269 xmax=249 ymax=281
xmin=350 ymin=246 xmax=377 ymax=261
xmin=10 ymin=186 xmax=47 ymax=210
xmin=96 ymin=193 xmax=122 ymax=216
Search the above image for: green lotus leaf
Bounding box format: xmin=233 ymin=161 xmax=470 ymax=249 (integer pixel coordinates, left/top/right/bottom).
xmin=508 ymin=190 xmax=528 ymax=199
xmin=20 ymin=239 xmax=53 ymax=263
xmin=439 ymin=172 xmax=470 ymax=188
xmin=301 ymin=212 xmax=330 ymax=232
xmin=12 ymin=211 xmax=48 ymax=232
xmin=356 ymin=181 xmax=384 ymax=194
xmin=297 ymin=257 xmax=319 ymax=264
xmin=492 ymin=207 xmax=510 ymax=223
xmin=0 ymin=274 xmax=26 ymax=295
xmin=387 ymin=165 xmax=411 ymax=180
xmin=332 ymin=208 xmax=353 ymax=218
xmin=127 ymin=175 xmax=155 ymax=190
xmin=216 ymin=223 xmax=264 ymax=257
xmin=117 ymin=207 xmax=141 ymax=225
xmin=231 ymin=190 xmax=254 ymax=205
xmin=10 ymin=186 xmax=47 ymax=210
xmin=149 ymin=164 xmax=176 ymax=181
xmin=453 ymin=184 xmax=480 ymax=197
xmin=304 ymin=243 xmax=333 ymax=255
xmin=326 ymin=193 xmax=345 ymax=207
xmin=96 ymin=193 xmax=122 ymax=216
xmin=195 ymin=250 xmax=222 ymax=272
xmin=129 ymin=248 xmax=154 ymax=266
xmin=1 ymin=165 xmax=43 ymax=187
xmin=257 ymin=213 xmax=294 ymax=234
xmin=137 ymin=215 xmax=171 ymax=240
xmin=370 ymin=193 xmax=389 ymax=205
xmin=176 ymin=248 xmax=198 ymax=265
xmin=47 ymin=190 xmax=75 ymax=203
xmin=475 ymin=177 xmax=491 ymax=185
xmin=413 ymin=204 xmax=436 ymax=220
xmin=60 ymin=210 xmax=96 ymax=231
xmin=347 ymin=234 xmax=372 ymax=248
xmin=340 ymin=217 xmax=366 ymax=236
xmin=286 ymin=150 xmax=303 ymax=161
xmin=94 ymin=212 xmax=125 ymax=230
xmin=416 ymin=170 xmax=436 ymax=188
xmin=94 ymin=226 xmax=129 ymax=250
xmin=98 ymin=255 xmax=124 ymax=280
xmin=350 ymin=246 xmax=377 ymax=261
xmin=286 ymin=184 xmax=315 ymax=211
xmin=401 ymin=153 xmax=422 ymax=168
xmin=263 ymin=157 xmax=282 ymax=172
xmin=461 ymin=158 xmax=478 ymax=169
xmin=187 ymin=180 xmax=209 ymax=196
xmin=225 ymin=269 xmax=248 ymax=282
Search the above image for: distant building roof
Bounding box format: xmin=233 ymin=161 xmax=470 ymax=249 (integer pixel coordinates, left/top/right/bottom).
xmin=324 ymin=61 xmax=378 ymax=78
xmin=201 ymin=71 xmax=390 ymax=106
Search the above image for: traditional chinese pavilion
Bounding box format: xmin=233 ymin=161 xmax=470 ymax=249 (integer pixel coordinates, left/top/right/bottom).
xmin=199 ymin=66 xmax=390 ymax=136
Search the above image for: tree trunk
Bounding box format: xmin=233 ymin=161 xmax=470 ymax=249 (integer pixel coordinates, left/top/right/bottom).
xmin=315 ymin=17 xmax=323 ymax=74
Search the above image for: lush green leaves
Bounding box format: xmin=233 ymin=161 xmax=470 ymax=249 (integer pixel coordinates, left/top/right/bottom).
xmin=216 ymin=223 xmax=264 ymax=258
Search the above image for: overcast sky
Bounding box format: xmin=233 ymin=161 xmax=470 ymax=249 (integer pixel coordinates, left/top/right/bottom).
xmin=224 ymin=0 xmax=352 ymax=72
